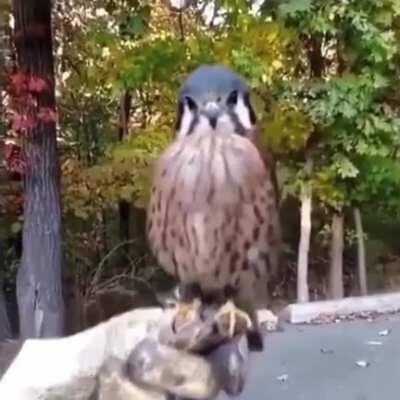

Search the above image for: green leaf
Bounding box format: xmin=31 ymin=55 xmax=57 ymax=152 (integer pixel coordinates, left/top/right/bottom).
xmin=278 ymin=0 xmax=313 ymax=17
xmin=127 ymin=15 xmax=146 ymax=35
xmin=11 ymin=222 xmax=22 ymax=235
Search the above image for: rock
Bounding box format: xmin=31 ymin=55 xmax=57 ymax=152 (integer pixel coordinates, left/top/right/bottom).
xmin=257 ymin=309 xmax=280 ymax=332
xmin=0 ymin=306 xmax=250 ymax=400
xmin=95 ymin=357 xmax=165 ymax=400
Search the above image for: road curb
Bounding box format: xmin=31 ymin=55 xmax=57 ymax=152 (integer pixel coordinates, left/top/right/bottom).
xmin=280 ymin=292 xmax=400 ymax=324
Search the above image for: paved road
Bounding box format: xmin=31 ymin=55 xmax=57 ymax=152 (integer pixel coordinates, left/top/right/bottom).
xmin=222 ymin=314 xmax=400 ymax=400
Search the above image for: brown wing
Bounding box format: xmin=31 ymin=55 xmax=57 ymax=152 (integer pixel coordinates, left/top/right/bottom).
xmin=251 ymin=127 xmax=282 ymax=281
xmin=146 ymin=133 xmax=280 ymax=300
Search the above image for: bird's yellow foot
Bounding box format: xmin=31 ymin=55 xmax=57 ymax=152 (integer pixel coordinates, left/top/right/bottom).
xmin=213 ymin=300 xmax=253 ymax=338
xmin=172 ymin=298 xmax=203 ymax=332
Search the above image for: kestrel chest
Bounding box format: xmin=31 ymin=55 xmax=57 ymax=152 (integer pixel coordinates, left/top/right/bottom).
xmin=147 ymin=132 xmax=279 ymax=294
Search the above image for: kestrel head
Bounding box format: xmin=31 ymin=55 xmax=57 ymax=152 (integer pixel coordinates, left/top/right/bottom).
xmin=175 ymin=65 xmax=257 ymax=139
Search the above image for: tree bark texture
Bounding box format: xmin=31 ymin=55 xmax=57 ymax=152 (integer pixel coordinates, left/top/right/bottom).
xmin=354 ymin=207 xmax=368 ymax=296
xmin=0 ymin=241 xmax=12 ymax=340
xmin=12 ymin=0 xmax=64 ymax=338
xmin=0 ymin=283 xmax=12 ymax=340
xmin=297 ymin=185 xmax=312 ymax=303
xmin=328 ymin=213 xmax=344 ymax=299
xmin=118 ymin=92 xmax=132 ymax=245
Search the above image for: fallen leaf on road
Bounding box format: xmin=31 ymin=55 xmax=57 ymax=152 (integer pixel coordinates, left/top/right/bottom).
xmin=277 ymin=374 xmax=289 ymax=382
xmin=310 ymin=310 xmax=389 ymax=325
xmin=355 ymin=360 xmax=370 ymax=368
xmin=320 ymin=348 xmax=334 ymax=354
xmin=365 ymin=341 xmax=383 ymax=346
xmin=258 ymin=309 xmax=279 ymax=332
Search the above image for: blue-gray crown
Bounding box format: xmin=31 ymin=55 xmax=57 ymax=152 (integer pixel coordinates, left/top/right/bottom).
xmin=180 ymin=64 xmax=250 ymax=102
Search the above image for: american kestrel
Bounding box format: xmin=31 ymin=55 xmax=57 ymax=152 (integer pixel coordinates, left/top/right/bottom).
xmin=147 ymin=65 xmax=280 ymax=351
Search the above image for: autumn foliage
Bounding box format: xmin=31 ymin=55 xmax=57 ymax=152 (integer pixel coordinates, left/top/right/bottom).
xmin=1 ymin=0 xmax=400 ymax=311
xmin=4 ymin=72 xmax=57 ymax=176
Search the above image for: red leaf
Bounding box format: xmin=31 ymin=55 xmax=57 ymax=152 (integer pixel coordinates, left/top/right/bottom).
xmin=4 ymin=142 xmax=17 ymax=159
xmin=10 ymin=72 xmax=28 ymax=94
xmin=38 ymin=107 xmax=57 ymax=123
xmin=10 ymin=72 xmax=27 ymax=87
xmin=28 ymin=76 xmax=48 ymax=93
xmin=10 ymin=158 xmax=26 ymax=175
xmin=4 ymin=142 xmax=25 ymax=175
xmin=12 ymin=114 xmax=37 ymax=133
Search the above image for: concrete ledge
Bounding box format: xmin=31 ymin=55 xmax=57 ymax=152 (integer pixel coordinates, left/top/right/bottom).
xmin=281 ymin=292 xmax=400 ymax=324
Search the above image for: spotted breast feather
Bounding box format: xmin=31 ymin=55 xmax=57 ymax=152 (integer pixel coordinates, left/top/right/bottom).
xmin=147 ymin=131 xmax=279 ymax=351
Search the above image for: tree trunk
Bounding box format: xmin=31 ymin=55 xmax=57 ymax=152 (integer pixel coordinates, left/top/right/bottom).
xmin=118 ymin=91 xmax=132 ymax=245
xmin=297 ymin=185 xmax=312 ymax=303
xmin=296 ymin=158 xmax=313 ymax=303
xmin=0 ymin=286 xmax=12 ymax=340
xmin=328 ymin=213 xmax=344 ymax=299
xmin=0 ymin=240 xmax=12 ymax=340
xmin=12 ymin=0 xmax=64 ymax=338
xmin=354 ymin=207 xmax=368 ymax=296
xmin=0 ymin=245 xmax=12 ymax=340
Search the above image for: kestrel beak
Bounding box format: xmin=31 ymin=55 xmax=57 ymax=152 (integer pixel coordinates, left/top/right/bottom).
xmin=203 ymin=102 xmax=221 ymax=129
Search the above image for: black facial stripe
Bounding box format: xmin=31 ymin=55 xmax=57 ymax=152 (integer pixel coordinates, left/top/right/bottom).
xmin=243 ymin=92 xmax=257 ymax=124
xmin=227 ymin=90 xmax=238 ymax=106
xmin=175 ymin=100 xmax=184 ymax=132
xmin=228 ymin=110 xmax=247 ymax=136
xmin=186 ymin=96 xmax=197 ymax=111
xmin=187 ymin=114 xmax=199 ymax=136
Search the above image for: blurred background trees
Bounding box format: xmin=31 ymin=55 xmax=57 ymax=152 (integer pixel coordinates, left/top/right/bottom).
xmin=1 ymin=0 xmax=400 ymax=336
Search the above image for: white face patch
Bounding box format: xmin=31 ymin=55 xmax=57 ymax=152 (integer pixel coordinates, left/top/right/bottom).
xmin=191 ymin=115 xmax=212 ymax=136
xmin=184 ymin=114 xmax=235 ymax=136
xmin=234 ymin=94 xmax=253 ymax=130
xmin=215 ymin=113 xmax=235 ymax=134
xmin=204 ymin=114 xmax=237 ymax=136
xmin=176 ymin=93 xmax=255 ymax=139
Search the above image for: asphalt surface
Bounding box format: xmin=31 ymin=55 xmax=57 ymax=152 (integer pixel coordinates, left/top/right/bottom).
xmin=221 ymin=314 xmax=400 ymax=400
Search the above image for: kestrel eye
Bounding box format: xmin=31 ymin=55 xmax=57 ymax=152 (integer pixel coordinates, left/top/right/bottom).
xmin=226 ymin=90 xmax=238 ymax=106
xmin=185 ymin=96 xmax=197 ymax=111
